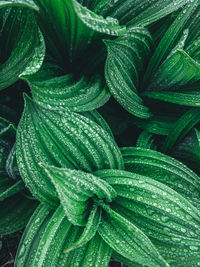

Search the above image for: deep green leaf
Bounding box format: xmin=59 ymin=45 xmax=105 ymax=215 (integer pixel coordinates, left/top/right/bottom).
xmin=24 ymin=72 xmax=110 ymax=112
xmin=96 ymin=169 xmax=200 ymax=266
xmin=94 ymin=0 xmax=187 ymax=27
xmin=0 ymin=192 xmax=38 ymax=235
xmin=104 ymin=27 xmax=152 ymax=118
xmin=16 ymin=95 xmax=123 ymax=207
xmin=15 ymin=204 xmax=112 ymax=267
xmin=121 ymin=147 xmax=200 ymax=209
xmin=142 ymin=0 xmax=199 ymax=88
xmin=162 ymin=108 xmax=200 ymax=152
xmin=41 ymin=164 xmax=116 ymax=225
xmin=97 ymin=202 xmax=168 ymax=267
xmin=0 ymin=0 xmax=38 ymax=10
xmin=136 ymin=130 xmax=156 ymax=150
xmin=0 ymin=8 xmax=45 ymax=90
xmin=64 ymin=203 xmax=101 ymax=253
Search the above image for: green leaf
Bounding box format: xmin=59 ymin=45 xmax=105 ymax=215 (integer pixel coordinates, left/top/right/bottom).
xmin=0 ymin=192 xmax=38 ymax=235
xmin=94 ymin=0 xmax=187 ymax=27
xmin=142 ymin=1 xmax=199 ymax=88
xmin=0 ymin=0 xmax=38 ymax=10
xmin=104 ymin=27 xmax=152 ymax=118
xmin=146 ymin=48 xmax=200 ymax=91
xmin=0 ymin=8 xmax=45 ymax=91
xmin=41 ymin=164 xmax=116 ymax=225
xmin=72 ymin=0 xmax=126 ymax=36
xmin=64 ymin=203 xmax=101 ymax=253
xmin=0 ymin=179 xmax=24 ymax=201
xmin=97 ymin=202 xmax=168 ymax=267
xmin=24 ymin=72 xmax=110 ymax=112
xmin=15 ymin=205 xmax=112 ymax=267
xmin=96 ymin=169 xmax=200 ymax=266
xmin=16 ymin=95 xmax=123 ymax=207
xmin=161 ymin=108 xmax=200 ymax=152
xmin=34 ymin=0 xmax=125 ymax=64
xmin=121 ymin=147 xmax=200 ymax=209
xmin=136 ymin=130 xmax=156 ymax=150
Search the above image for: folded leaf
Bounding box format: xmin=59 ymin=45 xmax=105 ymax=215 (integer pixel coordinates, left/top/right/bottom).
xmin=0 ymin=0 xmax=38 ymax=10
xmin=42 ymin=164 xmax=116 ymax=225
xmin=136 ymin=130 xmax=156 ymax=150
xmin=15 ymin=204 xmax=112 ymax=267
xmin=96 ymin=169 xmax=200 ymax=265
xmin=94 ymin=0 xmax=187 ymax=27
xmin=142 ymin=0 xmax=199 ymax=88
xmin=104 ymin=28 xmax=152 ymax=118
xmin=16 ymin=95 xmax=123 ymax=207
xmin=121 ymin=147 xmax=200 ymax=209
xmin=97 ymin=202 xmax=168 ymax=267
xmin=162 ymin=108 xmax=200 ymax=152
xmin=24 ymin=72 xmax=110 ymax=112
xmin=64 ymin=203 xmax=101 ymax=253
xmin=0 ymin=7 xmax=45 ymax=91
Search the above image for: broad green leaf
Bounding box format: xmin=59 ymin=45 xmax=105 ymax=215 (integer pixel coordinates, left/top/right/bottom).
xmin=34 ymin=0 xmax=125 ymax=64
xmin=162 ymin=108 xmax=200 ymax=152
xmin=42 ymin=164 xmax=116 ymax=225
xmin=0 ymin=8 xmax=45 ymax=90
xmin=24 ymin=72 xmax=110 ymax=112
xmin=142 ymin=0 xmax=199 ymax=88
xmin=121 ymin=147 xmax=200 ymax=209
xmin=82 ymin=110 xmax=114 ymax=138
xmin=64 ymin=204 xmax=101 ymax=253
xmin=96 ymin=169 xmax=200 ymax=265
xmin=0 ymin=0 xmax=38 ymax=10
xmin=97 ymin=202 xmax=168 ymax=267
xmin=104 ymin=28 xmax=152 ymax=118
xmin=132 ymin=114 xmax=176 ymax=136
xmin=146 ymin=49 xmax=200 ymax=91
xmin=72 ymin=0 xmax=126 ymax=36
xmin=94 ymin=0 xmax=187 ymax=27
xmin=15 ymin=205 xmax=112 ymax=267
xmin=0 ymin=192 xmax=38 ymax=235
xmin=16 ymin=95 xmax=123 ymax=207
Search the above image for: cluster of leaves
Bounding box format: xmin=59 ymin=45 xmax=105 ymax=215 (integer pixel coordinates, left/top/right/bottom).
xmin=0 ymin=0 xmax=200 ymax=266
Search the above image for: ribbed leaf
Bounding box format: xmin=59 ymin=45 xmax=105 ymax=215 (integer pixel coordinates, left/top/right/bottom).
xmin=34 ymin=0 xmax=125 ymax=63
xmin=63 ymin=203 xmax=101 ymax=253
xmin=16 ymin=95 xmax=123 ymax=207
xmin=142 ymin=0 xmax=199 ymax=88
xmin=15 ymin=205 xmax=112 ymax=267
xmin=162 ymin=108 xmax=200 ymax=152
xmin=96 ymin=169 xmax=200 ymax=266
xmin=24 ymin=72 xmax=110 ymax=112
xmin=72 ymin=0 xmax=126 ymax=36
xmin=133 ymin=115 xmax=176 ymax=136
xmin=42 ymin=164 xmax=115 ymax=225
xmin=0 ymin=7 xmax=45 ymax=90
xmin=97 ymin=202 xmax=168 ymax=267
xmin=136 ymin=131 xmax=156 ymax=150
xmin=121 ymin=147 xmax=200 ymax=209
xmin=0 ymin=0 xmax=38 ymax=10
xmin=146 ymin=31 xmax=200 ymax=90
xmin=94 ymin=0 xmax=187 ymax=27
xmin=0 ymin=193 xmax=38 ymax=235
xmin=104 ymin=27 xmax=152 ymax=118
